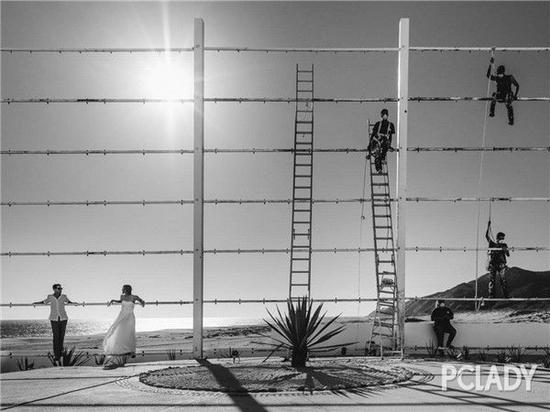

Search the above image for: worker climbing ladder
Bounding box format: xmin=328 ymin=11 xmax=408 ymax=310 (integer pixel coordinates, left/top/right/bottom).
xmin=289 ymin=64 xmax=314 ymax=300
xmin=366 ymin=121 xmax=400 ymax=356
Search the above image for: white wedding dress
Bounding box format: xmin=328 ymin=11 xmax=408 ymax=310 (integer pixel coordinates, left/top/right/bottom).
xmin=103 ymin=301 xmax=136 ymax=363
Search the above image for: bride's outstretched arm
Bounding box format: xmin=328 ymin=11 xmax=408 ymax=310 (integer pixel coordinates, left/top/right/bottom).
xmin=107 ymin=299 xmax=121 ymax=307
xmin=134 ymin=295 xmax=145 ymax=307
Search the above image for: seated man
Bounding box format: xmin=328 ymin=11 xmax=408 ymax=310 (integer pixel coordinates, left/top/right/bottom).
xmin=367 ymin=108 xmax=396 ymax=172
xmin=431 ymin=299 xmax=457 ymax=353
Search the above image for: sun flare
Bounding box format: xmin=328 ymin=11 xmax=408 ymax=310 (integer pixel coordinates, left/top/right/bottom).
xmin=144 ymin=61 xmax=192 ymax=100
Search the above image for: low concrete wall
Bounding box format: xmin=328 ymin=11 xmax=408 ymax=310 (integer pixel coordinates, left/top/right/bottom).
xmin=330 ymin=321 xmax=550 ymax=350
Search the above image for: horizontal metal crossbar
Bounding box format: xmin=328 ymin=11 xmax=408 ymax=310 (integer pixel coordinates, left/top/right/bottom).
xmin=1 ymin=246 xmax=547 ymax=257
xmin=2 ymin=97 xmax=549 ymax=104
xmin=0 ymin=298 xmax=376 ymax=307
xmin=2 ymin=197 xmax=547 ymax=207
xmin=1 ymin=46 xmax=548 ymax=54
xmin=405 ymin=297 xmax=550 ymax=302
xmin=1 ymin=97 xmax=396 ymax=103
xmin=1 ymin=296 xmax=549 ymax=308
xmin=410 ymin=47 xmax=550 ymax=52
xmin=205 ymin=46 xmax=399 ymax=53
xmin=406 ymin=197 xmax=550 ymax=202
xmin=407 ymin=146 xmax=550 ymax=152
xmin=209 ymin=46 xmax=550 ymax=53
xmin=2 ymin=147 xmax=548 ymax=156
xmin=0 ymin=47 xmax=194 ymax=53
xmin=2 ymin=98 xmax=195 ymax=104
xmin=409 ymin=96 xmax=550 ymax=102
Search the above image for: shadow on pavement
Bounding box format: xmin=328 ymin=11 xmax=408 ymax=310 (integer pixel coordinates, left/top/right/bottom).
xmin=196 ymin=359 xmax=269 ymax=412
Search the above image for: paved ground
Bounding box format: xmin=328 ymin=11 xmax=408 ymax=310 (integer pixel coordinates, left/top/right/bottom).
xmin=1 ymin=358 xmax=549 ymax=411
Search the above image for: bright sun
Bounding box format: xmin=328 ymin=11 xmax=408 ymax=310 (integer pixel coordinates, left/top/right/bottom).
xmin=144 ymin=61 xmax=192 ymax=100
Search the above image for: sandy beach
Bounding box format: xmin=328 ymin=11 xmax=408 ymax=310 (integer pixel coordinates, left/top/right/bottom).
xmin=1 ymin=324 xmax=275 ymax=373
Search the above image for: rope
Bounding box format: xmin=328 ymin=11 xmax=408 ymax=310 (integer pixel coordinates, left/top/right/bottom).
xmin=474 ymin=50 xmax=494 ymax=311
xmin=355 ymin=130 xmax=371 ymax=342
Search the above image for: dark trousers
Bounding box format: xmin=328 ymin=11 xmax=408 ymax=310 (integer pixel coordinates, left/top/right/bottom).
xmin=433 ymin=323 xmax=456 ymax=348
xmin=368 ymin=136 xmax=389 ymax=172
xmin=488 ymin=264 xmax=508 ymax=299
xmin=489 ymin=92 xmax=514 ymax=124
xmin=50 ymin=319 xmax=67 ymax=360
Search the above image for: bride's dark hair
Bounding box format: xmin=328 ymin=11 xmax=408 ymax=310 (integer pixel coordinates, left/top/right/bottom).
xmin=122 ymin=284 xmax=132 ymax=295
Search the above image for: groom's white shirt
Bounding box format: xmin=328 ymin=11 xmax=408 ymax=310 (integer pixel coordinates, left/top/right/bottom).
xmin=44 ymin=294 xmax=69 ymax=321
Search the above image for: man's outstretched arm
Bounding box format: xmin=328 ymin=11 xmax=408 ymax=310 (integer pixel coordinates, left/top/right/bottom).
xmin=511 ymin=76 xmax=519 ymax=98
xmin=485 ymin=221 xmax=493 ymax=243
xmin=486 ymin=57 xmax=496 ymax=80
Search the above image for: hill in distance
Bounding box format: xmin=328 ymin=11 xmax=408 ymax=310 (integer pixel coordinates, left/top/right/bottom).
xmin=405 ymin=267 xmax=550 ymax=318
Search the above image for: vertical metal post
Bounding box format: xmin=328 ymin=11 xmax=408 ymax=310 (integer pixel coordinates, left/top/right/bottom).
xmin=193 ymin=18 xmax=205 ymax=359
xmin=396 ymin=18 xmax=409 ymax=353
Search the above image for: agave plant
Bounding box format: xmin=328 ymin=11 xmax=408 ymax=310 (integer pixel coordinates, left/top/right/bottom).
xmin=542 ymin=347 xmax=550 ymax=368
xmin=93 ymin=354 xmax=106 ymax=366
xmin=261 ymin=297 xmax=347 ymax=367
xmin=477 ymin=348 xmax=489 ymax=362
xmin=507 ymin=346 xmax=524 ymax=363
xmin=496 ymin=351 xmax=509 ymax=364
xmin=425 ymin=340 xmax=438 ymax=357
xmin=462 ymin=346 xmax=470 ymax=361
xmin=47 ymin=347 xmax=89 ymax=367
xmin=16 ymin=357 xmax=34 ymax=371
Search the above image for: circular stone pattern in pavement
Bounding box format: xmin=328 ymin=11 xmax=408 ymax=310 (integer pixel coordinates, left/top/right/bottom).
xmin=139 ymin=358 xmax=413 ymax=393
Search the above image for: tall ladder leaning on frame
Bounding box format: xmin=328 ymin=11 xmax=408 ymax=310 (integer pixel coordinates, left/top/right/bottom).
xmin=289 ymin=64 xmax=315 ymax=301
xmin=366 ymin=120 xmax=401 ymax=357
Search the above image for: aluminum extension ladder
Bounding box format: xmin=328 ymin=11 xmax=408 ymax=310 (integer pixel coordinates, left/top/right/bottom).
xmin=366 ymin=120 xmax=401 ymax=357
xmin=289 ymin=64 xmax=314 ymax=300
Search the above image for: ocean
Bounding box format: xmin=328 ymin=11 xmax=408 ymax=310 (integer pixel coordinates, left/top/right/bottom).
xmin=0 ymin=318 xmax=263 ymax=339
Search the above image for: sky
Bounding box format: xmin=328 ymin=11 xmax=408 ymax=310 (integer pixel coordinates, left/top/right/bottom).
xmin=1 ymin=1 xmax=549 ymax=322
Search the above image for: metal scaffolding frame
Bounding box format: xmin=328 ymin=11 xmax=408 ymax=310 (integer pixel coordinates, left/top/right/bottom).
xmin=1 ymin=18 xmax=549 ymax=359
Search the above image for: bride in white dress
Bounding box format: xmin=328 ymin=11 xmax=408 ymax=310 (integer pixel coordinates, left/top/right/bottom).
xmin=103 ymin=284 xmax=145 ymax=369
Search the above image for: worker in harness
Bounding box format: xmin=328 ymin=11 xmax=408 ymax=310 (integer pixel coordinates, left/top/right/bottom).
xmin=487 ymin=58 xmax=519 ymax=125
xmin=367 ymin=108 xmax=396 ymax=172
xmin=485 ymin=220 xmax=510 ymax=299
